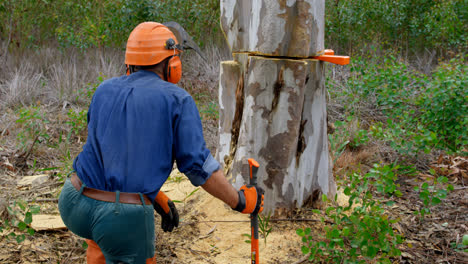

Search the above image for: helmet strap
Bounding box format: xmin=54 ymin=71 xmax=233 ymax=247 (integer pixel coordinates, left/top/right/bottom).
xmin=163 ymin=57 xmax=170 ymax=81
xmin=126 ymin=65 xmax=137 ymax=75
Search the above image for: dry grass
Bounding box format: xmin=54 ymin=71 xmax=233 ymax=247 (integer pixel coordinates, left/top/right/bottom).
xmin=0 ymin=41 xmax=230 ymax=111
xmin=0 ymin=43 xmax=124 ymax=109
xmin=180 ymin=41 xmax=231 ymax=98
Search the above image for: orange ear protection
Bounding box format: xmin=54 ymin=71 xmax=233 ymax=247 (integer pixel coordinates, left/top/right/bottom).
xmin=126 ymin=57 xmax=181 ymax=84
xmin=164 ymin=55 xmax=182 ymax=84
xmin=164 ymin=38 xmax=182 ymax=84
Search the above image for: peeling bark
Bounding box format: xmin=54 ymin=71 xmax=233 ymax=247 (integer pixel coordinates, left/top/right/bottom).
xmin=219 ymin=56 xmax=330 ymax=210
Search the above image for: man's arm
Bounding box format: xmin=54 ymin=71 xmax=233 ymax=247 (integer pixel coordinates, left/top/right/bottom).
xmin=201 ymin=169 xmax=264 ymax=214
xmin=201 ymin=169 xmax=238 ymax=208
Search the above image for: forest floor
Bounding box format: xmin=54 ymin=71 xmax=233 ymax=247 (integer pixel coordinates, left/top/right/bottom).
xmin=0 ymin=106 xmax=467 ymax=264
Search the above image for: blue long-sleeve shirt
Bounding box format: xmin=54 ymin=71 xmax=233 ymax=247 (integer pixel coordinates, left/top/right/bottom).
xmin=73 ymin=70 xmax=220 ymax=201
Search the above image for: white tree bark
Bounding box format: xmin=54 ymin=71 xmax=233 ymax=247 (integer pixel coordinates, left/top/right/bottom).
xmin=220 ymin=0 xmax=325 ymax=57
xmin=217 ymin=56 xmax=334 ymax=211
xmin=217 ymin=0 xmax=334 ymax=212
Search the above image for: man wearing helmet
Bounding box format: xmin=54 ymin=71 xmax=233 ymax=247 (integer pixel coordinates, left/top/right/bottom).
xmin=58 ymin=22 xmax=264 ymax=263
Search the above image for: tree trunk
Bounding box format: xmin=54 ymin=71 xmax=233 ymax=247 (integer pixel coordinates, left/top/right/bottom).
xmin=217 ymin=55 xmax=335 ymax=211
xmin=217 ymin=0 xmax=334 ymax=212
xmin=220 ymin=0 xmax=325 ymax=57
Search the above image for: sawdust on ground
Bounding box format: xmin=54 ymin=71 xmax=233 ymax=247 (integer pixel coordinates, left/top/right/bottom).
xmin=157 ymin=169 xmax=317 ymax=264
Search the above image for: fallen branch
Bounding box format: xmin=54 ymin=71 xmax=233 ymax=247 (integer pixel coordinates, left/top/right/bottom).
xmin=27 ymin=198 xmax=59 ymax=203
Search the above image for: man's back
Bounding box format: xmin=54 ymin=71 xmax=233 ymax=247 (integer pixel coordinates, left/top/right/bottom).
xmin=73 ymin=70 xmax=213 ymax=201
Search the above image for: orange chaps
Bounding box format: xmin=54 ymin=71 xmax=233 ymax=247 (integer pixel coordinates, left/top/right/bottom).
xmin=86 ymin=239 xmax=156 ymax=264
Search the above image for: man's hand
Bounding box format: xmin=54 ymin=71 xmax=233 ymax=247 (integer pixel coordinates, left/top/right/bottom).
xmin=233 ymin=185 xmax=264 ymax=214
xmin=153 ymin=191 xmax=179 ymax=232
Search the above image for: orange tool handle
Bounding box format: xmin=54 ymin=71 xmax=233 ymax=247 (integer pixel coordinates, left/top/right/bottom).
xmin=313 ymin=49 xmax=350 ymax=65
xmin=248 ymin=158 xmax=260 ymax=264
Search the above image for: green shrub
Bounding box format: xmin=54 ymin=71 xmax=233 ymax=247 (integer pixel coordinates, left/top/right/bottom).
xmin=297 ymin=164 xmax=404 ymax=263
xmin=15 ymin=106 xmax=50 ymax=152
xmin=415 ymin=56 xmax=468 ymax=151
xmin=413 ymin=170 xmax=454 ymax=221
xmin=1 ymin=200 xmax=40 ymax=243
xmin=343 ymin=55 xmax=467 ymax=154
xmin=66 ymin=108 xmax=88 ymax=139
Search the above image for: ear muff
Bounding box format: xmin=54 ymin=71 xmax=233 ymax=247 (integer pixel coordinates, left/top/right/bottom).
xmin=164 ymin=55 xmax=182 ymax=84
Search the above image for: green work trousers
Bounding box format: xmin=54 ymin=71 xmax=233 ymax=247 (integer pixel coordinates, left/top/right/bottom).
xmin=58 ymin=177 xmax=155 ymax=264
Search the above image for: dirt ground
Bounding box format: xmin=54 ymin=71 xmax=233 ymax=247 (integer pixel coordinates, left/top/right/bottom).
xmin=0 ymin=111 xmax=467 ymax=264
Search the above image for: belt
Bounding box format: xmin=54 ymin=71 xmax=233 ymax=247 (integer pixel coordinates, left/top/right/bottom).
xmin=70 ymin=173 xmax=152 ymax=205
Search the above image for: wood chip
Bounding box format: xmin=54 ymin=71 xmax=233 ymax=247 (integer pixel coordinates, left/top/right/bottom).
xmin=31 ymin=214 xmax=67 ymax=231
xmin=17 ymin=174 xmax=49 ymax=186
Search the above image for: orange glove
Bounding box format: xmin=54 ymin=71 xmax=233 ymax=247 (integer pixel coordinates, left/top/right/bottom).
xmin=153 ymin=190 xmax=179 ymax=232
xmin=233 ymin=185 xmax=264 ymax=214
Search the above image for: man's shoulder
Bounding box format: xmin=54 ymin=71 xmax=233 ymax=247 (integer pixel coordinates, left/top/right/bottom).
xmin=95 ymin=75 xmax=125 ymax=93
xmin=135 ymin=75 xmax=191 ymax=101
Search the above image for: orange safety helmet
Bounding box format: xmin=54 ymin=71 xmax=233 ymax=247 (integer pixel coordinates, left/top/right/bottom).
xmin=125 ymin=22 xmax=182 ymax=84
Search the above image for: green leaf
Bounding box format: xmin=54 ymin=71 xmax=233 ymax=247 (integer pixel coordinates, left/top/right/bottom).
xmin=29 ymin=205 xmax=41 ymax=214
xmin=431 ymin=197 xmax=441 ymax=205
xmin=82 ymin=240 xmax=88 ymax=249
xmin=437 ymin=176 xmax=448 ymax=183
xmin=301 ymin=245 xmax=310 ymax=255
xmin=296 ymin=229 xmax=304 ymax=236
xmin=322 ymin=194 xmax=328 ymax=202
xmin=27 ymin=228 xmax=35 ymax=236
xmin=394 ymin=190 xmax=402 ymax=197
xmin=24 ymin=212 xmax=33 ymax=224
xmin=305 ymin=228 xmax=311 ymax=235
xmin=17 ymin=201 xmax=27 ymax=211
xmin=342 ymin=227 xmax=350 ymax=236
xmin=447 ymin=184 xmax=454 ymax=192
xmin=18 ymin=222 xmax=27 ymax=231
xmin=16 ymin=234 xmax=26 ymax=243
xmin=462 ymin=235 xmax=468 ymax=246
xmin=330 ymin=228 xmax=340 ymax=238
xmin=344 ymin=187 xmax=352 ymax=196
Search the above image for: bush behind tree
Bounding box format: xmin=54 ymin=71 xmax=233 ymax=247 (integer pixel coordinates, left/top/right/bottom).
xmin=325 ymin=0 xmax=467 ymax=56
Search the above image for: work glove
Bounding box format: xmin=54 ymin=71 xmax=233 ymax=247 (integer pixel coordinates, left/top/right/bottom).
xmin=152 ymin=191 xmax=179 ymax=232
xmin=233 ymin=185 xmax=264 ymax=214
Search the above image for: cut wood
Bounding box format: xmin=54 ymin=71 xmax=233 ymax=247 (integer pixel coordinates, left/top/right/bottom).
xmin=221 ymin=0 xmax=325 ymax=57
xmin=31 ymin=214 xmax=67 ymax=231
xmin=17 ymin=174 xmax=49 ymax=186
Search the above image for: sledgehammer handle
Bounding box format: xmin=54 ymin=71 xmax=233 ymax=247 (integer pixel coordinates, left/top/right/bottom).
xmin=248 ymin=158 xmax=260 ymax=264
